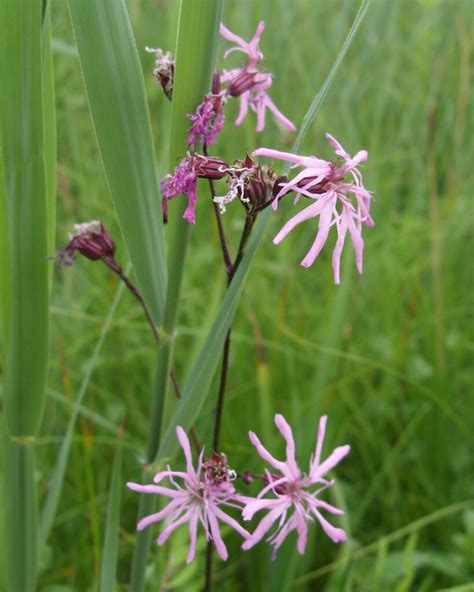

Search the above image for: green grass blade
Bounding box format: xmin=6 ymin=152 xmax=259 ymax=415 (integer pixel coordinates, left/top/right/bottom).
xmin=3 ymin=441 xmax=38 ymax=592
xmin=68 ymin=0 xmax=166 ymax=324
xmin=42 ymin=4 xmax=57 ymax=272
xmin=0 ymin=0 xmax=49 ymax=438
xmin=157 ymin=0 xmax=372 ymax=462
xmin=39 ymin=275 xmax=127 ymax=546
xmin=0 ymin=141 xmax=9 ymax=344
xmin=129 ymin=1 xmax=222 ymax=589
xmin=99 ymin=439 xmax=123 ymax=592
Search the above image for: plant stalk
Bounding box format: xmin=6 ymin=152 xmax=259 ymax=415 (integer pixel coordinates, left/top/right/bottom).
xmin=129 ymin=1 xmax=222 ymax=588
xmin=205 ymin=213 xmax=256 ymax=592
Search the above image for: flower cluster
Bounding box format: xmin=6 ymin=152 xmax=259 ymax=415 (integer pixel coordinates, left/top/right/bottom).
xmin=160 ymin=153 xmax=279 ymax=224
xmin=128 ymin=414 xmax=349 ymax=562
xmin=187 ymin=92 xmax=225 ymax=147
xmin=148 ymin=20 xmax=374 ymax=281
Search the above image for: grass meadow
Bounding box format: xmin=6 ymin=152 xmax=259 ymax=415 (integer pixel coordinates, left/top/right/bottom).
xmin=1 ymin=0 xmax=473 ymax=590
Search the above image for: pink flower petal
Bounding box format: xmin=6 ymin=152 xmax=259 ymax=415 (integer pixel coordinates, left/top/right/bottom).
xmin=242 ymin=497 xmax=284 ymax=521
xmin=186 ymin=507 xmax=200 ymax=563
xmin=253 ymin=148 xmax=326 ymax=170
xmin=300 ymin=201 xmax=335 ymax=268
xmin=296 ymin=515 xmax=309 ymax=554
xmin=310 ymin=445 xmax=351 ymax=483
xmin=332 ymin=214 xmax=348 ymax=285
xmin=310 ymin=415 xmax=327 ymax=474
xmin=255 ymin=94 xmax=267 ymax=132
xmin=153 ymin=469 xmax=188 ymax=483
xmin=265 ymin=95 xmax=296 ymax=131
xmin=207 ymin=510 xmax=228 ymax=560
xmin=345 ymin=206 xmax=364 ymax=274
xmin=248 ymin=21 xmax=266 ymax=63
xmin=273 ymin=195 xmax=333 ymax=245
xmin=314 ymin=509 xmax=347 ymax=543
xmin=314 ymin=499 xmax=344 ymax=515
xmin=274 ymin=414 xmax=300 ymax=479
xmin=325 ymin=133 xmax=350 ymax=159
xmin=176 ymin=426 xmax=197 ymax=479
xmin=157 ymin=507 xmax=194 ymax=545
xmin=248 ymin=431 xmax=295 ymax=480
xmin=213 ymin=505 xmax=251 ymax=539
xmin=127 ymin=482 xmax=183 ymax=498
xmin=235 ymin=92 xmax=249 ymax=126
xmin=242 ymin=504 xmax=288 ymax=551
xmin=219 ymin=22 xmax=248 ymax=49
xmin=137 ymin=498 xmax=185 ymax=530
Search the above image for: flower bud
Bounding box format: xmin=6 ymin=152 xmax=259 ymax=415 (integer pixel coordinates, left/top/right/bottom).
xmin=55 ymin=221 xmax=117 ymax=269
xmin=212 ymin=68 xmax=221 ymax=95
xmin=194 ymin=155 xmax=228 ymax=180
xmin=240 ymin=471 xmax=254 ymax=485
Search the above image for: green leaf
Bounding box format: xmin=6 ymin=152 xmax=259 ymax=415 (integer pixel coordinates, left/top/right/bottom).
xmin=99 ymin=439 xmax=123 ymax=592
xmin=3 ymin=441 xmax=38 ymax=592
xmin=157 ymin=0 xmax=373 ymax=462
xmin=68 ymin=0 xmax=166 ymax=324
xmin=0 ymin=0 xmax=49 ymax=438
xmin=0 ymin=1 xmax=52 ymax=587
xmin=42 ymin=4 xmax=57 ymax=274
xmin=0 ymin=141 xmax=9 ymax=345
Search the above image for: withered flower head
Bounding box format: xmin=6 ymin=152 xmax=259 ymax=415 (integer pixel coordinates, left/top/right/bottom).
xmin=145 ymin=47 xmax=174 ymax=101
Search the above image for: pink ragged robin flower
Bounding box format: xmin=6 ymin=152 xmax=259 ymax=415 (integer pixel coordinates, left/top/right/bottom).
xmin=219 ymin=21 xmax=296 ymax=133
xmin=127 ymin=427 xmax=249 ymax=563
xmin=187 ymin=93 xmax=225 ymax=147
xmin=252 ymin=134 xmax=374 ymax=284
xmin=242 ymin=414 xmax=350 ymax=559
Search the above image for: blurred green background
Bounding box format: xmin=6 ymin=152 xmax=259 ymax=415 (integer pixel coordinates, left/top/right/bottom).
xmin=35 ymin=0 xmax=474 ymax=589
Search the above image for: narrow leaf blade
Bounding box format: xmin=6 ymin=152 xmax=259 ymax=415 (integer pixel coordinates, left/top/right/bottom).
xmin=68 ymin=0 xmax=166 ymax=323
xmin=99 ymin=440 xmax=123 ymax=592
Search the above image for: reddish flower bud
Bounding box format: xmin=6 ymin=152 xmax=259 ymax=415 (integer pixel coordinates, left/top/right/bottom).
xmin=240 ymin=471 xmax=254 ymax=485
xmin=55 ymin=221 xmax=117 ymax=270
xmin=212 ymin=68 xmax=221 ymax=95
xmin=194 ymin=155 xmax=228 ymax=180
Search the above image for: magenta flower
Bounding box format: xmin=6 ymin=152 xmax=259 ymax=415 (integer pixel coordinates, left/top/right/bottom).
xmin=242 ymin=414 xmax=350 ymax=559
xmin=187 ymin=93 xmax=225 ymax=146
xmin=160 ymin=154 xmax=228 ymax=224
xmin=127 ymin=427 xmax=249 ymax=563
xmin=253 ymin=134 xmax=374 ymax=284
xmin=220 ymin=21 xmax=296 ymax=133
